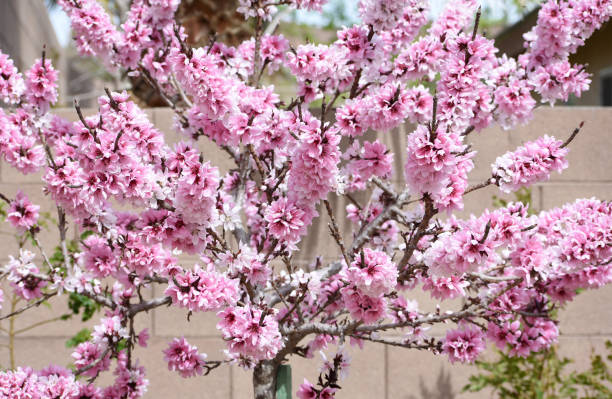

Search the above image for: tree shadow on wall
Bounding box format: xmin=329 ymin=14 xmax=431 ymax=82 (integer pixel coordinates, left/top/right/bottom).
xmin=407 ymin=366 xmax=456 ymax=399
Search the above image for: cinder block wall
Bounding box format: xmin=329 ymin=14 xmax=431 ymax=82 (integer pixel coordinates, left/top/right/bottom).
xmin=0 ymin=107 xmax=611 ymax=398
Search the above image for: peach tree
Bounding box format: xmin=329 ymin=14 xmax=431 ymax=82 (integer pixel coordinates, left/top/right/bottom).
xmin=0 ymin=0 xmax=611 ymax=398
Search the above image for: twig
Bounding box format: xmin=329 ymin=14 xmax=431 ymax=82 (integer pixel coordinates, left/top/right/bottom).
xmin=13 ymin=314 xmax=70 ymax=335
xmin=0 ymin=292 xmax=57 ymax=321
xmin=398 ymin=197 xmax=436 ymax=270
xmin=324 ymin=200 xmax=351 ymax=267
xmin=74 ymin=99 xmax=99 ymax=143
xmin=464 ymin=179 xmax=493 ymax=195
xmin=561 ymin=121 xmax=584 ymax=148
xmin=128 ymin=296 xmax=172 ymax=317
xmin=75 ymin=346 xmax=111 ymax=376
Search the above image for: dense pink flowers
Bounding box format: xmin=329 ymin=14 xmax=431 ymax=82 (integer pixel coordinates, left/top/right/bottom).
xmin=72 ymin=341 xmax=112 ymax=377
xmin=0 ymin=109 xmax=46 ymax=175
xmin=442 ymin=323 xmax=486 ymax=363
xmin=173 ymin=160 xmax=220 ymax=225
xmin=344 ymin=248 xmax=397 ymax=296
xmin=287 ymin=120 xmax=340 ymax=215
xmin=0 ymin=368 xmax=82 ymax=399
xmin=365 ymin=83 xmax=412 ymax=132
xmin=163 ymin=337 xmax=207 ymax=378
xmin=343 ymin=140 xmax=393 ymax=188
xmin=25 ymin=57 xmax=58 ymax=113
xmin=423 ymin=275 xmax=469 ymax=300
xmin=0 ymin=50 xmax=24 ymax=104
xmin=404 ymin=125 xmax=474 ymax=210
xmin=217 ymin=305 xmax=284 ymax=362
xmin=492 ymin=135 xmax=569 ymax=192
xmin=165 ymin=264 xmax=239 ymax=312
xmin=3 ymin=250 xmax=46 ymax=300
xmin=265 ymin=198 xmax=306 ymax=244
xmin=341 ymin=286 xmax=387 ymax=324
xmin=359 ymin=0 xmax=428 ymax=32
xmin=336 ymin=100 xmax=366 ymax=137
xmin=494 ymin=78 xmax=536 ymax=129
xmin=7 ymin=190 xmax=40 ymax=233
xmin=59 ymin=0 xmax=122 ymax=67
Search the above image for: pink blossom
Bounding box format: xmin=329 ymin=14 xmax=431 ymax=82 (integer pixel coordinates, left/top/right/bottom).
xmin=424 ymin=225 xmax=497 ymax=276
xmin=394 ymin=36 xmax=443 ymax=81
xmin=346 ymin=140 xmax=393 ymax=182
xmin=173 ymin=159 xmax=220 ymax=226
xmin=344 ymin=248 xmax=397 ymax=296
xmin=265 ymin=197 xmax=306 ymax=244
xmin=336 ymin=100 xmax=367 ymax=137
xmin=25 ymin=57 xmax=58 ymax=113
xmin=7 ymin=190 xmax=40 ymax=233
xmin=423 ymin=275 xmax=469 ymax=300
xmin=492 ymin=135 xmax=568 ymax=192
xmin=0 ymin=110 xmax=46 ymax=175
xmin=103 ymin=351 xmax=148 ymax=399
xmin=138 ymin=328 xmax=150 ymax=347
xmin=4 ymin=250 xmax=46 ymax=300
xmin=82 ymin=235 xmax=118 ymax=278
xmin=442 ymin=323 xmax=485 ymax=363
xmin=364 ymin=83 xmax=412 ymax=132
xmin=165 ymin=264 xmax=239 ymax=312
xmin=404 ymin=125 xmax=474 ymax=210
xmin=58 ymin=0 xmax=123 ymax=68
xmin=487 ymin=320 xmax=522 ymax=350
xmin=217 ymin=305 xmax=284 ymax=362
xmin=288 ymin=120 xmax=340 ymax=211
xmin=494 ymin=78 xmax=536 ymax=129
xmin=163 ymin=337 xmax=207 ymax=378
xmin=297 ymin=379 xmax=317 ymax=399
xmin=336 ymin=25 xmax=373 ymax=65
xmin=341 ymin=286 xmax=387 ymax=324
xmin=0 ymin=50 xmax=24 ymax=104
xmin=72 ymin=341 xmax=111 ymax=377
xmin=359 ymin=0 xmax=428 ymax=32
xmin=92 ymin=315 xmax=129 ymax=347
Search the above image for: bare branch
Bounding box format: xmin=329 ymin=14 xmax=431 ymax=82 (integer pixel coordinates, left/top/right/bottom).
xmin=561 ymin=121 xmax=585 ymax=148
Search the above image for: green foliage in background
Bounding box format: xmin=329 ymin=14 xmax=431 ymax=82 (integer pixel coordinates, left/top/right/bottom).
xmin=492 ymin=187 xmax=536 ymax=215
xmin=463 ymin=342 xmax=612 ymax=399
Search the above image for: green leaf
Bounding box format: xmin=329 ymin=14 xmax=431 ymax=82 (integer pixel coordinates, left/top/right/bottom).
xmin=66 ymin=328 xmax=91 ymax=348
xmin=67 ymin=292 xmax=101 ymax=322
xmin=80 ymin=230 xmax=94 ymax=240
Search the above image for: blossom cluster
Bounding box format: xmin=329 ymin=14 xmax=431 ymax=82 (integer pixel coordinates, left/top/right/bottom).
xmin=217 ymin=306 xmax=284 ymax=363
xmin=163 ymin=337 xmax=208 ymax=378
xmin=492 ymin=135 xmax=569 ymax=192
xmin=165 ymin=264 xmax=239 ymax=312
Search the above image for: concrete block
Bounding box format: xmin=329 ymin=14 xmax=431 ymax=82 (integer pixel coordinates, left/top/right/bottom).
xmin=540 ymin=183 xmax=612 ymax=210
xmin=466 ymin=125 xmax=513 ymax=182
xmin=152 ymin=301 xmax=221 ymax=338
xmin=558 ymin=284 xmax=612 ymax=336
xmin=508 ymin=107 xmax=612 ymax=183
xmin=387 ymin=345 xmax=487 ymax=399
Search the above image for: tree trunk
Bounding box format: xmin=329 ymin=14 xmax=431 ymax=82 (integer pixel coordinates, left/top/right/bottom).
xmin=253 ymin=360 xmax=279 ymax=399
